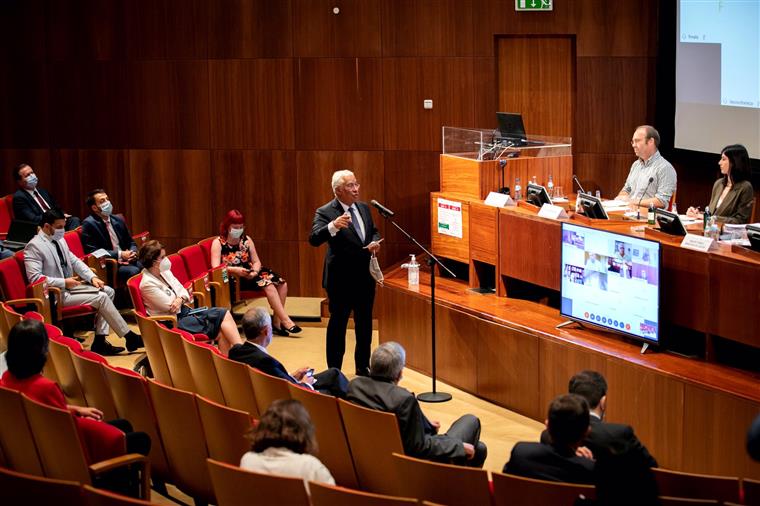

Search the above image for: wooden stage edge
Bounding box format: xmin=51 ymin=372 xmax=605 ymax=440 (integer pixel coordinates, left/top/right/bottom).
xmin=377 ymin=262 xmax=760 ymax=479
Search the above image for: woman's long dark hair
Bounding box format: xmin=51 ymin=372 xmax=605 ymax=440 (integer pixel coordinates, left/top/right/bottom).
xmin=721 ymin=144 xmax=751 ymax=184
xmin=6 ymin=319 xmax=49 ymax=380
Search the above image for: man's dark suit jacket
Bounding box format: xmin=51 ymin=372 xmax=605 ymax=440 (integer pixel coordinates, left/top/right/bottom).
xmin=346 ymin=376 xmax=466 ymax=461
xmin=503 ymin=442 xmax=595 ymax=484
xmin=228 ymin=341 xmax=348 ymax=398
xmin=13 ymin=187 xmax=60 ymax=224
xmin=540 ymin=415 xmax=657 ymax=467
xmin=308 ymin=199 xmax=380 ymax=291
xmin=80 ymin=214 xmax=137 ymax=259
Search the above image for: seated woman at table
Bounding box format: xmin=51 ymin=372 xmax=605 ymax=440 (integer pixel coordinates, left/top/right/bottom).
xmin=687 ymin=144 xmax=755 ymax=224
xmin=138 ymin=240 xmax=242 ymax=355
xmin=210 ymin=209 xmax=301 ymax=337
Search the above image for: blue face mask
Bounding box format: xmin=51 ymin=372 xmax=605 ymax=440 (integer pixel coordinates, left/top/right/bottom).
xmin=99 ymin=201 xmax=113 ymax=216
xmin=229 ymin=227 xmax=244 ymax=239
xmin=25 ymin=174 xmax=38 ymax=190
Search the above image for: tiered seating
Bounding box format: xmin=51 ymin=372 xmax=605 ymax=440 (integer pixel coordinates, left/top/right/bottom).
xmin=195 ymin=396 xmax=251 ymax=465
xmin=0 ymin=466 xmax=82 ymax=505
xmin=155 ymin=323 xmax=196 ymax=392
xmin=206 ymin=458 xmax=311 ymax=506
xmin=0 ymin=194 xmax=13 ymax=240
xmin=197 ymin=235 xmax=261 ymax=306
xmin=167 ymin=252 xmax=208 ymax=307
xmin=182 ymin=335 xmax=225 ymax=404
xmin=653 ymin=467 xmax=741 ymax=504
xmin=212 ymin=352 xmax=261 ymax=417
xmin=248 ymin=366 xmax=292 ymax=414
xmin=309 ymin=481 xmax=419 ymax=506
xmin=491 ymin=471 xmax=595 ymax=506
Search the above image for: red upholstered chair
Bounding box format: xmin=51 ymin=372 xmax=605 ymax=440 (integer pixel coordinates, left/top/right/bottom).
xmin=167 ymin=253 xmax=207 ymax=307
xmin=63 ymin=229 xmax=112 ymax=285
xmin=179 ymin=245 xmax=227 ymax=308
xmin=197 ymin=237 xmax=215 ymax=269
xmin=196 ymin=237 xmax=263 ymax=305
xmin=0 ymin=194 xmax=13 ymax=240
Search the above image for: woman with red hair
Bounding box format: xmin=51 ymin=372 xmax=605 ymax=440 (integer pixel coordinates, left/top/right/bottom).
xmin=211 ymin=210 xmax=301 ymax=336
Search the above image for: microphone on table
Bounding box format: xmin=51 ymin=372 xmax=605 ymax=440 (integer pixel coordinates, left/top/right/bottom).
xmin=572 ymin=174 xmax=586 ymax=194
xmin=636 ymin=177 xmax=655 ymax=220
xmin=370 ymin=200 xmax=395 ymax=218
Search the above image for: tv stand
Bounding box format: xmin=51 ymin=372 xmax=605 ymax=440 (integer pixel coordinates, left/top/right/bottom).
xmin=640 ymin=342 xmax=649 ymax=354
xmin=556 ymin=320 xmax=586 ymax=330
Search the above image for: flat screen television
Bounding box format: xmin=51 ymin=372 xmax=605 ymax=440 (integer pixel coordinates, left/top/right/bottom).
xmin=655 ymin=209 xmax=687 ymax=236
xmin=560 ymin=222 xmax=662 ymax=346
xmin=577 ymin=192 xmax=609 ymax=220
xmin=526 ymin=183 xmax=552 ymax=207
xmin=747 ymin=224 xmax=760 ymax=252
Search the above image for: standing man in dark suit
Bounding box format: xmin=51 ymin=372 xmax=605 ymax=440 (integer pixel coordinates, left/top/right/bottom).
xmin=12 ymin=163 xmax=80 ymax=230
xmin=80 ymin=189 xmax=141 ymax=284
xmin=228 ymin=307 xmax=348 ymax=398
xmin=504 ymin=394 xmax=595 ymax=484
xmin=309 ymin=169 xmax=381 ymax=376
xmin=540 ymin=370 xmax=658 ymax=468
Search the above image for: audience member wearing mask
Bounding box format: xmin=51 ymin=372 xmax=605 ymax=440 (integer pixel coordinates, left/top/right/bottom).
xmin=12 ymin=163 xmax=80 ymax=230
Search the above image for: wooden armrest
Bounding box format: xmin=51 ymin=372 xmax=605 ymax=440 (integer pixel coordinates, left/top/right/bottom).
xmin=191 ymin=291 xmax=206 ymax=307
xmin=26 ymin=280 xmax=52 ymax=322
xmin=146 ymin=314 xmax=177 ymax=324
xmin=7 ymin=297 xmax=45 ymax=312
xmin=90 ymin=453 xmax=151 ymax=500
xmin=46 ymin=286 xmax=65 ymax=321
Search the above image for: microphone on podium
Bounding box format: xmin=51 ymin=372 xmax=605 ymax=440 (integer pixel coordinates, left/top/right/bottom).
xmin=371 ymin=200 xmax=395 ymax=218
xmin=636 ymin=177 xmax=655 ymax=220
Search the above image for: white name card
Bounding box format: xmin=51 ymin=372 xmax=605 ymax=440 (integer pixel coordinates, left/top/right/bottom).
xmin=680 ymin=234 xmax=713 ymax=252
xmin=538 ymin=203 xmax=569 ymax=220
xmin=484 ymin=191 xmax=515 ymax=208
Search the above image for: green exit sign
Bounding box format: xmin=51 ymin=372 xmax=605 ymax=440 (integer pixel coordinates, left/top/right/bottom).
xmin=515 ymin=0 xmax=553 ymax=11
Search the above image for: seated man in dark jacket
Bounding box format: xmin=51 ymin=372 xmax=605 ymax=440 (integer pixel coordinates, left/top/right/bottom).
xmin=504 ymin=394 xmax=595 ymax=484
xmin=228 ymin=307 xmax=348 ymax=398
xmin=12 ymin=163 xmax=80 ymax=230
xmin=540 ymin=370 xmax=657 ymax=468
xmin=80 ymin=189 xmax=141 ymax=284
xmin=347 ymin=341 xmax=487 ymax=468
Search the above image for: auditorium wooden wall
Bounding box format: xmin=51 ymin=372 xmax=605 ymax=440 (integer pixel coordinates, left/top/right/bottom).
xmin=0 ymin=0 xmax=660 ymax=297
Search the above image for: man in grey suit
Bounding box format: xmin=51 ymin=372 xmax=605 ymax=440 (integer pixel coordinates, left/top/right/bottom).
xmin=24 ymin=209 xmax=142 ymax=356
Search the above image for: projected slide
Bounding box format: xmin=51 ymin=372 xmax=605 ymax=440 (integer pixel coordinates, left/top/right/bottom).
xmin=560 ymin=224 xmax=661 ymax=343
xmin=680 ymin=0 xmax=760 ymax=108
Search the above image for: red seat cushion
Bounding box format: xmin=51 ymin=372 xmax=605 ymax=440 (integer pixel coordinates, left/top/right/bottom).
xmin=168 ymin=254 xmax=190 ymax=285
xmin=61 ymin=304 xmax=96 ymax=319
xmin=127 ymin=273 xmax=146 ymax=315
xmin=197 ymin=237 xmax=215 ymax=269
xmin=0 ymin=257 xmax=28 ymax=300
xmin=179 ymin=245 xmax=208 ymax=279
xmin=63 ymin=230 xmax=86 ymax=259
xmin=74 ymin=348 xmax=109 ymax=364
xmin=50 ymin=334 xmax=83 ymax=352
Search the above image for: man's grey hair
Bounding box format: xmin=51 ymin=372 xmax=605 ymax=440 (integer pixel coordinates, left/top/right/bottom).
xmin=331 ymin=169 xmax=355 ymax=195
xmin=241 ymin=307 xmax=271 ymax=341
xmin=369 ymin=342 xmax=406 ymax=381
xmin=636 ymin=124 xmax=660 ymax=148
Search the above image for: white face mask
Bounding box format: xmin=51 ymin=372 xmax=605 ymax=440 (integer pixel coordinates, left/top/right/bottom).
xmin=24 ymin=173 xmax=38 ymax=190
xmin=99 ymin=201 xmax=113 ymax=216
xmin=159 ymin=257 xmax=171 ymax=272
xmin=52 ymin=227 xmax=65 ymax=242
xmin=229 ymin=227 xmax=244 ymax=239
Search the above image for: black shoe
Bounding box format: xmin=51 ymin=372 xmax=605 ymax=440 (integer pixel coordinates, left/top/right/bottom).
xmin=273 ymin=325 xmax=289 ymax=337
xmin=285 ymin=324 xmax=302 ymax=335
xmin=355 ymin=367 xmax=370 ymax=377
xmin=91 ymin=339 xmax=125 ymax=356
xmin=125 ymin=331 xmax=144 ymax=352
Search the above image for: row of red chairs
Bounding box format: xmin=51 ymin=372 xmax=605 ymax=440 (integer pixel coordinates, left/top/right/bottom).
xmin=0 ymin=194 xmax=13 ymax=240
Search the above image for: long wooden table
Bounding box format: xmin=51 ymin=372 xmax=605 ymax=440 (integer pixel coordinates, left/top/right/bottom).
xmin=378 ymin=206 xmax=760 ymax=479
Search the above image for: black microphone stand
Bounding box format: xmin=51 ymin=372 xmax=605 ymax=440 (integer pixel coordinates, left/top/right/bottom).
xmin=377 ymin=209 xmax=456 ymax=403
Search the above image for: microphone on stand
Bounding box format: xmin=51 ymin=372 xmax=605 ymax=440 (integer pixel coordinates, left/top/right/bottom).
xmin=636 ymin=177 xmax=655 ymax=220
xmin=370 ymin=199 xmax=395 ymax=218
xmin=572 ymin=174 xmax=586 ymax=194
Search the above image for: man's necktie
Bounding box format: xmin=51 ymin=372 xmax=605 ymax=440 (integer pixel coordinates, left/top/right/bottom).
xmin=104 ymin=219 xmax=119 ymax=250
xmin=33 ymin=191 xmax=50 ymax=211
xmin=52 ymin=240 xmax=71 ymax=277
xmin=348 ymin=206 xmax=365 ymax=242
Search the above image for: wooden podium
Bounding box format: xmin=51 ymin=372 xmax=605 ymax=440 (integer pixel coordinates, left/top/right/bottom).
xmin=432 ymin=131 xmax=573 ymax=291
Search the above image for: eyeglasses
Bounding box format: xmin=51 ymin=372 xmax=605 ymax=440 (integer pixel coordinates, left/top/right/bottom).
xmin=344 ymin=182 xmax=360 ymax=189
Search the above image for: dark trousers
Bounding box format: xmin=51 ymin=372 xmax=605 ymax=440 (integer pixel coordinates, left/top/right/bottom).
xmin=440 ymin=414 xmax=488 ymax=469
xmin=96 ymin=419 xmax=151 ymax=497
xmin=326 ymin=283 xmax=375 ymax=372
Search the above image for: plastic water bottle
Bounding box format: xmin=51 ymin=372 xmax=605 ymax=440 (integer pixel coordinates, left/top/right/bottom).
xmin=401 ymin=255 xmax=419 ymax=286
xmin=575 ymin=191 xmax=582 ymax=213
xmin=531 ymin=175 xmax=537 ymax=185
xmin=647 ymin=203 xmax=655 ymax=225
xmin=705 ymin=216 xmax=719 ymax=240
xmin=514 ymin=177 xmax=522 ymax=201
xmin=703 ymin=206 xmax=711 ymax=231
xmin=547 ymin=175 xmax=555 ymax=198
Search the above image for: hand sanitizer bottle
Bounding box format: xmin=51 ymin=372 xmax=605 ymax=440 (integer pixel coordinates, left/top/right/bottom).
xmin=547 ymin=175 xmax=554 ymax=198
xmin=514 ymin=177 xmax=522 ymax=201
xmin=401 ymin=255 xmax=419 ymax=286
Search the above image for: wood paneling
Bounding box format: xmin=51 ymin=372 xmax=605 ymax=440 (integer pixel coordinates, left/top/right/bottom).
xmin=497 ymin=36 xmax=574 ymax=139
xmin=605 ymin=359 xmax=685 ymax=470
xmin=435 ymin=306 xmax=480 ymax=393
xmin=298 ymin=241 xmax=327 ymax=297
xmin=46 ymin=0 xmax=125 ymax=61
xmin=575 ymin=57 xmax=656 ymax=154
xmin=573 ymin=0 xmax=658 ymax=58
xmin=574 ymin=153 xmax=635 ymax=199
xmin=383 ymin=58 xmax=476 ymax=151
xmin=253 ymin=240 xmax=302 ymax=296
xmin=538 ymin=339 xmax=607 ymax=415
xmin=208 ymin=60 xmax=295 ymax=150
xmin=377 ymin=286 xmax=432 ymax=373
xmin=478 ymin=322 xmax=540 ymax=419
xmin=382 ymin=151 xmax=440 ymax=246
xmin=661 ymin=244 xmax=710 ymax=333
xmin=295 ymin=58 xmax=384 ymax=150
xmin=469 ymin=202 xmax=499 ymax=265
xmin=210 ymin=150 xmax=299 ymax=241
xmin=127 ymin=61 xmax=210 ymax=149
xmin=381 ymin=0 xmax=474 ymax=57
xmin=0 ymin=0 xmax=46 ymax=61
xmin=48 ymin=62 xmax=128 ymax=149
xmin=127 ymin=150 xmax=212 ymax=240
xmin=473 ymin=57 xmax=498 ymax=129
xmin=683 ymin=385 xmax=760 ymax=477
xmin=292 ymin=0 xmax=381 ymax=57
xmin=709 ymin=256 xmax=760 ymax=347
xmin=0 ymin=61 xmax=48 ymax=148
xmin=499 ymin=210 xmax=561 ymax=290
xmin=208 ymin=0 xmax=293 ymax=58
xmin=439 ymin=155 xmax=500 ymax=200
xmin=124 ymin=0 xmax=208 ymax=59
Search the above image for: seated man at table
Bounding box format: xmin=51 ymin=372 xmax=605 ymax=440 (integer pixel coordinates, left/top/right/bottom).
xmin=80 ymin=188 xmax=142 ymax=284
xmin=13 ymin=163 xmax=80 ymax=230
xmin=229 ymin=307 xmax=348 ymax=398
xmin=347 ymin=341 xmax=487 ymax=468
xmin=615 ymin=125 xmax=677 ymax=209
xmin=504 ymin=394 xmax=595 ymax=484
